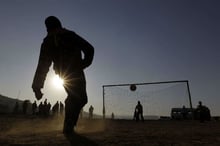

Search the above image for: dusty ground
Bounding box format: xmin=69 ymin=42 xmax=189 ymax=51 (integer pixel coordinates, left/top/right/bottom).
xmin=0 ymin=115 xmax=219 ymax=146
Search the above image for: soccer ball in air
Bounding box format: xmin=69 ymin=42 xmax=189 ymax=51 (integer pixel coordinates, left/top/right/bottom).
xmin=130 ymin=84 xmax=137 ymax=91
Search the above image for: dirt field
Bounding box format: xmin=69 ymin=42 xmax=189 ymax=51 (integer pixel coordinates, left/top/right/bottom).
xmin=0 ymin=115 xmax=219 ymax=146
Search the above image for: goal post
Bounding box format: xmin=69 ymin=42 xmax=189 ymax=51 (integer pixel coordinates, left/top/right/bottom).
xmin=102 ymin=80 xmax=192 ymax=119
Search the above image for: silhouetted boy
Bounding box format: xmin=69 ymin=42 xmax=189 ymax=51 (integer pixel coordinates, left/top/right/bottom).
xmin=32 ymin=16 xmax=94 ymax=135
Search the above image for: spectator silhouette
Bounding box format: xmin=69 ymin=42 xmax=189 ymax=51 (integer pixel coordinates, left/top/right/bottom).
xmin=181 ymin=105 xmax=188 ymax=120
xmin=44 ymin=99 xmax=47 ymax=107
xmin=22 ymin=100 xmax=29 ymax=114
xmin=32 ymin=101 xmax=37 ymax=115
xmin=52 ymin=101 xmax=59 ymax=116
xmin=111 ymin=112 xmax=115 ymax=120
xmin=134 ymin=101 xmax=144 ymax=122
xmin=60 ymin=101 xmax=64 ymax=116
xmin=32 ymin=16 xmax=94 ymax=135
xmin=13 ymin=101 xmax=19 ymax=114
xmin=38 ymin=102 xmax=43 ymax=116
xmin=43 ymin=99 xmax=48 ymax=116
xmin=196 ymin=101 xmax=211 ymax=122
xmin=46 ymin=102 xmax=51 ymax=116
xmin=89 ymin=105 xmax=94 ymax=119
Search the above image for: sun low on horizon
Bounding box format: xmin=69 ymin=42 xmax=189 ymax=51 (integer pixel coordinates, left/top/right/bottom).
xmin=52 ymin=75 xmax=64 ymax=89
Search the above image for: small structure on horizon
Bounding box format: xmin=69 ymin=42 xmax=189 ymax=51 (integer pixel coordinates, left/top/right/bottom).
xmin=171 ymin=107 xmax=194 ymax=120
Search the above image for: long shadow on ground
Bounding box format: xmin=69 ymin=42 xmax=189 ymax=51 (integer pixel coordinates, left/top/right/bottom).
xmin=65 ymin=133 xmax=98 ymax=146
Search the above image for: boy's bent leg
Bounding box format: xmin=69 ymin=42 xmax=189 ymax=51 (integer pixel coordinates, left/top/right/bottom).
xmin=63 ymin=96 xmax=86 ymax=135
xmin=63 ymin=73 xmax=88 ymax=135
xmin=63 ymin=97 xmax=75 ymax=134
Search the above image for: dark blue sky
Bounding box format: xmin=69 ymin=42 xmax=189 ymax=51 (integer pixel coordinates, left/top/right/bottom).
xmin=0 ymin=0 xmax=219 ymax=115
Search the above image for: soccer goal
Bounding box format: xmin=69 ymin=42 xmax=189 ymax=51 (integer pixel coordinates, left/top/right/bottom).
xmin=102 ymin=80 xmax=192 ymax=119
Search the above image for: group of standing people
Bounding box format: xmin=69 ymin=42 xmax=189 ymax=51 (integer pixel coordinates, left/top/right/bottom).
xmin=32 ymin=99 xmax=64 ymax=117
xmin=32 ymin=99 xmax=51 ymax=116
xmin=13 ymin=100 xmax=30 ymax=114
xmin=13 ymin=99 xmax=65 ymax=117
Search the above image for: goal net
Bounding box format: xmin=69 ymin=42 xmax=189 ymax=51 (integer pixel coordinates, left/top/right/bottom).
xmin=103 ymin=80 xmax=192 ymax=119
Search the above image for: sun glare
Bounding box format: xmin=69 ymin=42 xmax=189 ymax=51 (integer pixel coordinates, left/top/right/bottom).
xmin=53 ymin=75 xmax=64 ymax=89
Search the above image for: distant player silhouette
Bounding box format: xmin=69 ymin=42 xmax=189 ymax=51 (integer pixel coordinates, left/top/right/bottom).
xmin=32 ymin=16 xmax=94 ymax=135
xmin=134 ymin=101 xmax=144 ymax=122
